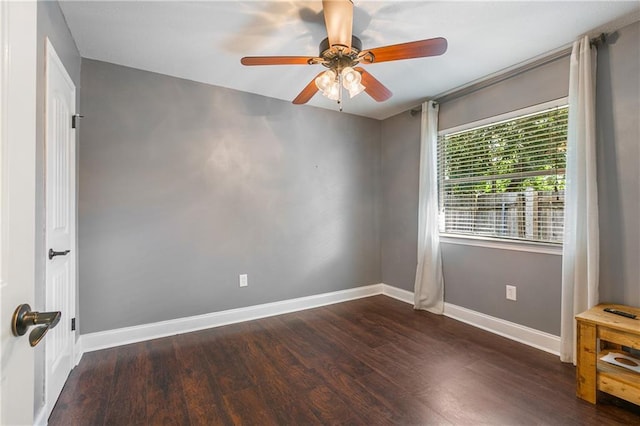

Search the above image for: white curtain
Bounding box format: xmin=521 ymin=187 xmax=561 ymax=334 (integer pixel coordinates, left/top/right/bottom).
xmin=414 ymin=100 xmax=444 ymax=313
xmin=560 ymin=35 xmax=599 ymax=364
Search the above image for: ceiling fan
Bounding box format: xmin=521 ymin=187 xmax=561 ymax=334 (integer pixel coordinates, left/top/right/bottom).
xmin=240 ymin=0 xmax=447 ymax=110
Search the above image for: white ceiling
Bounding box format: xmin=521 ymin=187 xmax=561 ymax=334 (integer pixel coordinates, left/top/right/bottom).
xmin=59 ymin=1 xmax=640 ymax=120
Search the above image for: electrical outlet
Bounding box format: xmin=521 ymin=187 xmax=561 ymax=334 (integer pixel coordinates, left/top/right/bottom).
xmin=506 ymin=285 xmax=517 ymax=301
xmin=239 ymin=274 xmax=248 ymax=287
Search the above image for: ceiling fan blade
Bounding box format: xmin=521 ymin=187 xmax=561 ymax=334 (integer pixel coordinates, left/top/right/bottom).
xmin=361 ymin=37 xmax=448 ymax=64
xmin=355 ymin=67 xmax=392 ymax=102
xmin=241 ymin=56 xmax=317 ymax=66
xmin=323 ymin=0 xmax=353 ymax=51
xmin=292 ymin=72 xmax=324 ymax=104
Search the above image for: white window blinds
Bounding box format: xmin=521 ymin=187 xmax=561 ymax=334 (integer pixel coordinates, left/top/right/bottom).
xmin=438 ymin=104 xmax=568 ymax=243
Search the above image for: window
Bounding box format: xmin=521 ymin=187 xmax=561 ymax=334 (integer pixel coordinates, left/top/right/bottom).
xmin=438 ymin=101 xmax=568 ymax=244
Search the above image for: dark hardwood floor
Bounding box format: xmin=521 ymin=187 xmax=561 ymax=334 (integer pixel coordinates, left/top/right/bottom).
xmin=49 ymin=296 xmax=640 ymax=425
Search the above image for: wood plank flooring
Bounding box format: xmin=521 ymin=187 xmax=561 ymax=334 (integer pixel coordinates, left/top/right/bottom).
xmin=49 ymin=296 xmax=640 ymax=425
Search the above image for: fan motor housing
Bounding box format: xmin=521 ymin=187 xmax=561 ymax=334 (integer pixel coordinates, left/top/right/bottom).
xmin=318 ymin=36 xmax=364 ymax=70
xmin=319 ymin=36 xmax=363 ymax=57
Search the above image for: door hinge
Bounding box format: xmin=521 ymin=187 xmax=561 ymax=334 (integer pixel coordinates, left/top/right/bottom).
xmin=71 ymin=114 xmax=84 ymax=129
xmin=71 ymin=317 xmax=76 ymax=331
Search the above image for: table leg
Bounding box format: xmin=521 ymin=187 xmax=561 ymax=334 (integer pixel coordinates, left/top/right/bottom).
xmin=576 ymin=321 xmax=597 ymax=403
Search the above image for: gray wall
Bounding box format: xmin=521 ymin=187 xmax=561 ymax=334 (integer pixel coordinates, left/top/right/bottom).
xmin=380 ymin=20 xmax=640 ymax=336
xmin=380 ymin=110 xmax=421 ymax=292
xmin=596 ymin=22 xmax=640 ymax=307
xmin=79 ymin=59 xmax=381 ymax=334
xmin=35 ymin=0 xmax=81 ymax=418
xmin=441 ymin=244 xmax=561 ymax=334
xmin=438 ymin=56 xmax=570 ymax=130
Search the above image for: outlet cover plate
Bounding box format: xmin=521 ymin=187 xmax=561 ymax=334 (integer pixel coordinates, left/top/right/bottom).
xmin=506 ymin=285 xmax=517 ymax=301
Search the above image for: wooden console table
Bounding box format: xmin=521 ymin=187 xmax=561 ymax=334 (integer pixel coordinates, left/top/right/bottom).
xmin=575 ymin=303 xmax=640 ymax=405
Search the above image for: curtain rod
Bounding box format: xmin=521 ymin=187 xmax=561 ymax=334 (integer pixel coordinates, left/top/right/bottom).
xmin=410 ymin=33 xmax=608 ymax=116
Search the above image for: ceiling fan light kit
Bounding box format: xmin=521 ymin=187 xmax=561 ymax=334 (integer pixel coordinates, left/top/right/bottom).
xmin=240 ymin=0 xmax=448 ymax=111
xmin=314 ymin=65 xmax=365 ymax=107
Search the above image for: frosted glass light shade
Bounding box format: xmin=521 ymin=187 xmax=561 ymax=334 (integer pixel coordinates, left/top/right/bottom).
xmin=341 ymin=67 xmax=361 ymax=87
xmin=315 ymin=70 xmax=336 ymax=92
xmin=325 ymin=81 xmax=340 ymax=100
xmin=341 ymin=67 xmax=365 ymax=98
xmin=347 ymin=83 xmax=365 ymax=98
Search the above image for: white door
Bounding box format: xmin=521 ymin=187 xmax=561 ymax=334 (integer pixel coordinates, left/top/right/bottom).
xmin=0 ymin=1 xmax=38 ymax=425
xmin=44 ymin=38 xmax=77 ymax=418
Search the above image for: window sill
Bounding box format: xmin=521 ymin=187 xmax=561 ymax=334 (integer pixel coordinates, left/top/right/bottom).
xmin=439 ymin=233 xmax=562 ymax=255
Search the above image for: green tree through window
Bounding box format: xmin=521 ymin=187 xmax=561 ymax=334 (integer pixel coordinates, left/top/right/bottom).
xmin=438 ymin=105 xmax=568 ymax=243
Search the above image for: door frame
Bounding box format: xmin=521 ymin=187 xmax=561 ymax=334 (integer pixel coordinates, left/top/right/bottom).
xmin=44 ymin=36 xmax=78 ymax=419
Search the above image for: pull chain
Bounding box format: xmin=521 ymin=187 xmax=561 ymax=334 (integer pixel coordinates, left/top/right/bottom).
xmin=338 ymin=73 xmax=343 ymax=112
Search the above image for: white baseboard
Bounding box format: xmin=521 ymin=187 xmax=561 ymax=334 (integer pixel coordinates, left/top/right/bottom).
xmin=78 ymin=284 xmax=384 ymax=355
xmin=33 ymin=406 xmax=47 ymax=426
xmin=381 ymin=284 xmax=414 ymax=304
xmin=76 ymin=283 xmax=559 ymax=360
xmin=443 ymin=302 xmax=560 ymax=355
xmin=74 ymin=337 xmax=83 ymax=366
xmin=380 ymin=285 xmax=560 ymax=356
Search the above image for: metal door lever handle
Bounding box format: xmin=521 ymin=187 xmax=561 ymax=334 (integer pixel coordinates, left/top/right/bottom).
xmin=11 ymin=304 xmax=62 ymax=347
xmin=49 ymin=248 xmax=70 ymax=260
